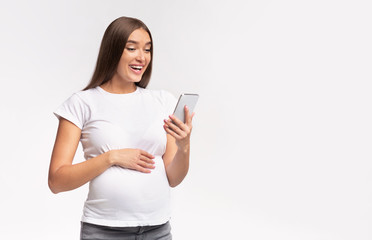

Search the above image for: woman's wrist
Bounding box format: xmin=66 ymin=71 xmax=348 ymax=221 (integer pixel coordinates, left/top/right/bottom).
xmin=105 ymin=150 xmax=116 ymax=167
xmin=176 ymin=137 xmax=191 ymax=153
xmin=177 ymin=143 xmax=190 ymax=154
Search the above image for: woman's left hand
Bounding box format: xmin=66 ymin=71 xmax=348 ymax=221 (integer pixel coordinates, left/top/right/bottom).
xmin=163 ymin=106 xmax=195 ymax=151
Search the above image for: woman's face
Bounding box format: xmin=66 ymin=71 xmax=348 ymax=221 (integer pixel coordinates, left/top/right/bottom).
xmin=115 ymin=28 xmax=152 ymax=84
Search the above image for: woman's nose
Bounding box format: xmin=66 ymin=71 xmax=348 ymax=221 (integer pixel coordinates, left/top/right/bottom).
xmin=136 ymin=50 xmax=145 ymax=61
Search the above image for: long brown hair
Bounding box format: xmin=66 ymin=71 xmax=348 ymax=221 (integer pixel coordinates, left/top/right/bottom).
xmin=84 ymin=17 xmax=153 ymax=90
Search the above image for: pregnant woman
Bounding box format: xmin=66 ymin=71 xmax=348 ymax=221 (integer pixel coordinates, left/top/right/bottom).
xmin=48 ymin=16 xmax=195 ymax=240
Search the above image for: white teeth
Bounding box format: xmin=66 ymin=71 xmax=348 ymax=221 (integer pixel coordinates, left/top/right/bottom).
xmin=130 ymin=65 xmax=143 ymax=70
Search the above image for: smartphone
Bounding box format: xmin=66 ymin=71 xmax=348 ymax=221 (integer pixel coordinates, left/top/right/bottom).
xmin=173 ymin=93 xmax=199 ymax=123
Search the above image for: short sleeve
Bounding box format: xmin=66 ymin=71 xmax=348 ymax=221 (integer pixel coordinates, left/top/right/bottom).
xmin=53 ymin=93 xmax=88 ymax=129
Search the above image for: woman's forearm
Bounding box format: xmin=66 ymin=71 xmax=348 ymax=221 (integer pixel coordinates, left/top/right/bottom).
xmin=165 ymin=146 xmax=190 ymax=188
xmin=48 ymin=152 xmax=112 ymax=194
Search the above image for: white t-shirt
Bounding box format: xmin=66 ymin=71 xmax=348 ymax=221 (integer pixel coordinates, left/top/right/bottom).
xmin=54 ymin=86 xmax=177 ymax=227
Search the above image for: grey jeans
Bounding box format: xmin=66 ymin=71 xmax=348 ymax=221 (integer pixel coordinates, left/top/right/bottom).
xmin=80 ymin=221 xmax=172 ymax=240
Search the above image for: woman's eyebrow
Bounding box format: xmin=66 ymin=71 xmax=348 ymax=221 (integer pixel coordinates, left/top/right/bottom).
xmin=127 ymin=40 xmax=152 ymax=45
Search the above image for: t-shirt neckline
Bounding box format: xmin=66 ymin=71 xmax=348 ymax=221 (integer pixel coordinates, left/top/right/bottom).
xmin=96 ymin=86 xmax=141 ymax=96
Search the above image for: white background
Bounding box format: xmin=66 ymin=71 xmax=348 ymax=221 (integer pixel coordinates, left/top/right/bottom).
xmin=0 ymin=0 xmax=371 ymax=239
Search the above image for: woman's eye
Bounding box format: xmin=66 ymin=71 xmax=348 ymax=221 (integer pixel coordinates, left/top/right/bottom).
xmin=145 ymin=49 xmax=151 ymax=52
xmin=127 ymin=48 xmax=135 ymax=51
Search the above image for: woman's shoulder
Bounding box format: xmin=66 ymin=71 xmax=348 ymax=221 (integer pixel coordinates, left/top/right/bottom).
xmin=78 ymin=86 xmax=99 ymax=96
xmin=72 ymin=87 xmax=100 ymax=102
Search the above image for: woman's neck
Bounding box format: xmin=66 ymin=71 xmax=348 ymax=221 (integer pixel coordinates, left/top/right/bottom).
xmin=100 ymin=80 xmax=137 ymax=94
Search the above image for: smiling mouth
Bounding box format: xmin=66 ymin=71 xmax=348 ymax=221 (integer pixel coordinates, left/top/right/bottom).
xmin=129 ymin=65 xmax=144 ymax=72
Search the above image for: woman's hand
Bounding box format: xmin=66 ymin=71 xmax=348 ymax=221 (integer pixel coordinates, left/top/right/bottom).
xmin=163 ymin=105 xmax=195 ymax=151
xmin=108 ymin=149 xmax=155 ymax=173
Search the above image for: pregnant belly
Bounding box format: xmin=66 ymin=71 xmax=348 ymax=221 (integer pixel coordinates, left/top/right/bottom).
xmin=84 ymin=156 xmax=171 ymax=220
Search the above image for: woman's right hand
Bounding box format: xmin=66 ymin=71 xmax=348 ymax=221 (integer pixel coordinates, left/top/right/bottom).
xmin=107 ymin=149 xmax=155 ymax=173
